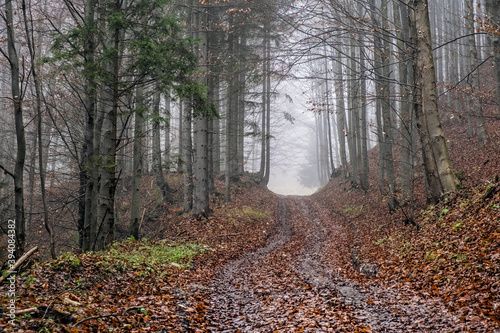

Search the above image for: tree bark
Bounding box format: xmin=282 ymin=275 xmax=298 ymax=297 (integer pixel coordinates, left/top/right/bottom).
xmin=358 ymin=46 xmax=369 ymax=192
xmin=129 ymin=85 xmax=144 ymax=240
xmin=163 ymin=92 xmax=171 ymax=170
xmin=6 ymin=0 xmax=26 ymax=257
xmin=263 ymin=29 xmax=272 ymax=186
xmin=410 ymin=0 xmax=459 ymax=203
xmin=347 ymin=32 xmax=358 ymax=185
xmin=22 ymin=0 xmax=56 ymax=258
xmin=152 ymin=91 xmax=170 ymax=202
xmin=465 ymin=0 xmax=488 ymax=144
xmin=192 ymin=2 xmax=210 ymax=216
xmin=97 ymin=0 xmax=122 ymax=250
xmin=259 ymin=24 xmax=268 ymax=182
xmin=81 ymin=0 xmax=99 ymax=252
xmin=181 ymin=101 xmax=193 ymax=211
xmin=237 ymin=31 xmax=247 ymax=176
xmin=333 ymin=45 xmax=348 ymax=178
xmin=394 ymin=0 xmax=415 ymax=203
xmin=381 ymin=0 xmax=396 ymax=206
xmin=486 ymin=0 xmax=500 ymax=113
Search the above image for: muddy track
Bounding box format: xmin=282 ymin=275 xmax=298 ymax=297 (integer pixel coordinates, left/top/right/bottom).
xmin=206 ymin=196 xmax=461 ymax=332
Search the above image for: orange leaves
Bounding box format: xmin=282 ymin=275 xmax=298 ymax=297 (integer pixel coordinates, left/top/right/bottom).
xmin=373 ymin=177 xmax=500 ymax=329
xmin=0 ymin=180 xmax=281 ymax=332
xmin=459 ymin=294 xmax=472 ymax=302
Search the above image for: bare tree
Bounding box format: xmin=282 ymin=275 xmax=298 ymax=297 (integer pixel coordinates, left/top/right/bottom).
xmin=409 ymin=0 xmax=460 ymax=202
xmin=465 ymin=0 xmax=489 ymax=144
xmin=3 ymin=0 xmax=26 ymax=256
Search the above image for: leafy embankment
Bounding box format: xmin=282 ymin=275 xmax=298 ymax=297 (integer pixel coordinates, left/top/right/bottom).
xmin=314 ymin=120 xmax=500 ymax=331
xmin=379 ymin=181 xmax=500 ymax=328
xmin=0 ymin=178 xmax=277 ymax=332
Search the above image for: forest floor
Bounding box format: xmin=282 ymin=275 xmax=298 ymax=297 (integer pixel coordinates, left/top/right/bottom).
xmin=1 ymin=120 xmax=500 ymax=332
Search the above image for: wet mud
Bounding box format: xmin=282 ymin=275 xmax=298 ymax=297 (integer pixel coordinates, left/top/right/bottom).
xmin=206 ymin=196 xmax=460 ymax=332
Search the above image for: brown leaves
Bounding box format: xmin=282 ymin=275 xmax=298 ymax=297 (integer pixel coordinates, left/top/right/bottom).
xmin=0 ymin=178 xmax=278 ymax=332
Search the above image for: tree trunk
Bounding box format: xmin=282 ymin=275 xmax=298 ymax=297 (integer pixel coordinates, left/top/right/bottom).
xmin=263 ymin=30 xmax=272 ymax=186
xmin=225 ymin=15 xmax=240 ymax=201
xmin=192 ymin=2 xmax=210 ymax=216
xmin=81 ymin=0 xmax=101 ymax=252
xmin=97 ymin=0 xmax=122 ymax=249
xmin=410 ymin=0 xmax=459 ymax=203
xmin=193 ymin=112 xmax=209 ymax=215
xmin=395 ymin=0 xmax=415 ymax=203
xmin=355 ymin=3 xmax=369 ymax=192
xmin=465 ymin=0 xmax=488 ymax=144
xmin=259 ymin=25 xmax=268 ymax=182
xmin=333 ymin=45 xmax=348 ymax=178
xmin=347 ymin=35 xmax=358 ymax=185
xmin=237 ymin=31 xmax=247 ymax=176
xmin=22 ymin=0 xmax=56 ymax=258
xmin=486 ymin=0 xmax=500 ymax=113
xmin=358 ymin=51 xmax=369 ymax=192
xmin=209 ymin=76 xmax=221 ymax=186
xmin=181 ymin=101 xmax=193 ymax=211
xmin=129 ymin=85 xmax=144 ymax=240
xmin=27 ymin=132 xmax=37 ymax=234
xmin=323 ymin=53 xmax=335 ymax=173
xmin=6 ymin=0 xmax=26 ymax=257
xmin=163 ymin=92 xmax=171 ymax=171
xmin=381 ymin=0 xmax=396 ymax=207
xmin=152 ymin=91 xmax=170 ymax=202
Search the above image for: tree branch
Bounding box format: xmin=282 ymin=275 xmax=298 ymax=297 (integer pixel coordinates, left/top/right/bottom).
xmin=0 ymin=247 xmax=38 ymax=283
xmin=73 ymin=313 xmax=122 ymax=326
xmin=0 ymin=163 xmax=14 ymax=179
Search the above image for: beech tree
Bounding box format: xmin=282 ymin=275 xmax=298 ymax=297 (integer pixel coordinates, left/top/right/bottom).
xmin=409 ymin=0 xmax=460 ymax=202
xmin=485 ymin=0 xmax=500 ymax=112
xmin=465 ymin=0 xmax=489 ymax=144
xmin=283 ymin=0 xmax=469 ymax=206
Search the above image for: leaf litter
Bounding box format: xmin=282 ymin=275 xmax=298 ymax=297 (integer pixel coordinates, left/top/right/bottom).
xmin=1 ymin=121 xmax=500 ymax=332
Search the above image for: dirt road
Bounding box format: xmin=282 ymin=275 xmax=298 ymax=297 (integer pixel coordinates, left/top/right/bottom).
xmin=206 ymin=196 xmax=462 ymax=332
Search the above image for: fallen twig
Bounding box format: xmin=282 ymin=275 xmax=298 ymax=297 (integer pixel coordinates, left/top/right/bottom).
xmin=37 ymin=306 xmax=77 ymax=324
xmin=73 ymin=313 xmax=122 ymax=326
xmin=14 ymin=307 xmax=38 ymax=315
xmin=62 ymin=297 xmax=81 ymax=307
xmin=0 ymin=246 xmax=38 ymax=283
xmin=482 ymin=184 xmax=498 ymax=201
xmin=138 ymin=207 xmax=146 ymax=233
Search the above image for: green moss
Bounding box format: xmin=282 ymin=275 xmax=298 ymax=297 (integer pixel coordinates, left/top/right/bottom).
xmin=424 ymin=251 xmax=436 ymax=260
xmin=107 ymin=240 xmax=205 ymax=270
xmin=453 ymin=221 xmax=465 ymax=232
xmin=342 ymin=204 xmax=364 ymax=216
xmin=236 ymin=206 xmax=269 ymax=220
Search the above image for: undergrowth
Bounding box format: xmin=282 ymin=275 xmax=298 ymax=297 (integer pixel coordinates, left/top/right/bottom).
xmin=44 ymin=239 xmax=206 ymax=275
xmin=380 ymin=179 xmax=500 ymax=324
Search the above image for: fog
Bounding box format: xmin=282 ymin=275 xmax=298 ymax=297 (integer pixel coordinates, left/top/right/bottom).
xmin=268 ymin=172 xmax=319 ymax=196
xmin=265 ymin=82 xmax=322 ymax=196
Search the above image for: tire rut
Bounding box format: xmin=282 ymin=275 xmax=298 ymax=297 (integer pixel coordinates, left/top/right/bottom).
xmin=291 ymin=196 xmax=461 ymax=332
xmin=206 ymin=197 xmax=294 ymax=331
xmin=206 ymin=196 xmax=461 ymax=332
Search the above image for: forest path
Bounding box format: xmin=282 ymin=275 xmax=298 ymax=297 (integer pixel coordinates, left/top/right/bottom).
xmin=205 ymin=196 xmax=460 ymax=332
